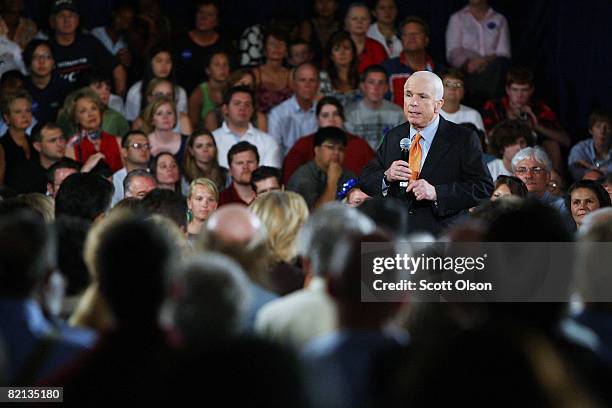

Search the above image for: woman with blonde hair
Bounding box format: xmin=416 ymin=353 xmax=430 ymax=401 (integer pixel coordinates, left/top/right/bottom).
xmin=187 ymin=177 xmax=219 ymax=238
xmin=249 ymin=191 xmax=309 ymax=295
xmin=141 ymin=95 xmax=189 ymax=166
xmin=183 ymin=129 xmax=227 ymax=191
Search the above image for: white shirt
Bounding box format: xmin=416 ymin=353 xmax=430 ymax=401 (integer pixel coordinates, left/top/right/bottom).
xmin=367 ymin=23 xmax=402 ymax=58
xmin=124 ymin=80 xmax=188 ymax=121
xmin=487 ymin=158 xmax=512 ymax=181
xmin=440 ymin=104 xmax=485 ymax=132
xmin=0 ymin=36 xmax=26 ymax=77
xmin=91 ymin=27 xmax=128 ymax=55
xmin=267 ymin=96 xmax=318 ymax=157
xmin=254 ymin=277 xmax=337 ymax=349
xmin=212 ymin=121 xmax=282 ymax=169
xmin=108 ymin=94 xmax=125 ymax=117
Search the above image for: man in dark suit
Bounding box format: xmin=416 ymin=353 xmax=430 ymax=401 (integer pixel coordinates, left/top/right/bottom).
xmin=360 ymin=71 xmax=493 ymax=236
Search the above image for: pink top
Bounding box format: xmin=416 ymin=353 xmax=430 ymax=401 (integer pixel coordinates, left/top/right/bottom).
xmin=445 ymin=5 xmax=511 ymax=68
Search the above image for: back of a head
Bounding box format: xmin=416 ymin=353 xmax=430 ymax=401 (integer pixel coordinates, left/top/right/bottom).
xmin=55 ymin=173 xmax=114 ymax=222
xmin=574 ymin=218 xmax=612 ymax=304
xmin=357 ymin=197 xmax=407 ymax=237
xmin=55 ymin=216 xmax=91 ymax=296
xmin=297 ymin=203 xmax=375 ymax=277
xmin=0 ymin=211 xmax=51 ymax=298
xmin=94 ymin=214 xmax=177 ymax=327
xmin=171 ymin=253 xmax=251 ymax=349
xmin=140 ymin=189 xmax=188 ymax=230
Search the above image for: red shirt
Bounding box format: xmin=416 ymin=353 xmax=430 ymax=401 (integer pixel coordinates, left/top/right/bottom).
xmin=73 ymin=131 xmax=122 ymax=173
xmin=282 ymin=132 xmax=375 ymax=185
xmin=218 ymin=183 xmax=252 ymax=207
xmin=358 ymin=38 xmax=388 ymax=73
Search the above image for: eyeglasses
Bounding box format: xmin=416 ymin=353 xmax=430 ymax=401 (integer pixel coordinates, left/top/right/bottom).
xmin=515 ymin=166 xmax=546 ymax=175
xmin=443 ymin=81 xmax=464 ymax=89
xmin=128 ymin=142 xmax=150 ymax=150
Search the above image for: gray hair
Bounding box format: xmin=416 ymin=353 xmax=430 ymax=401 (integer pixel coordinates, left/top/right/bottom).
xmin=511 ymin=147 xmax=552 ymax=172
xmin=169 ymin=252 xmax=251 ymax=347
xmin=408 ymin=71 xmax=444 ymax=100
xmin=123 ymin=169 xmax=156 ymax=196
xmin=578 ymin=207 xmax=612 ymax=237
xmin=296 ymin=203 xmax=375 ymax=277
xmin=573 ymin=217 xmax=612 ymax=302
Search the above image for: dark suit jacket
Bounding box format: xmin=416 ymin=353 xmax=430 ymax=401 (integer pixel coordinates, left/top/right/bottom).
xmin=359 ymin=116 xmax=493 ymax=236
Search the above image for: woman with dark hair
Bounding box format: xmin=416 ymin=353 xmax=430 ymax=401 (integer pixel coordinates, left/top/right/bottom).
xmin=125 ymin=45 xmax=188 ymax=122
xmin=319 ymin=31 xmax=360 ymax=108
xmin=491 ymin=175 xmax=528 ymax=201
xmin=252 ymin=29 xmax=293 ymax=114
xmin=487 ymin=120 xmax=531 ymax=181
xmin=150 ymin=151 xmax=182 ymax=193
xmin=183 ymin=129 xmax=227 ymax=191
xmin=298 ymin=0 xmax=340 ymax=65
xmin=565 ymin=179 xmax=612 ymax=229
xmin=188 ymin=51 xmax=230 ymax=130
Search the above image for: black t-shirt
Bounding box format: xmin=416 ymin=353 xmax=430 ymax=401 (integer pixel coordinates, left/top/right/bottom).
xmin=50 ymin=34 xmax=119 ymax=91
xmin=174 ymin=33 xmax=233 ymax=94
xmin=25 ymin=74 xmax=71 ymax=126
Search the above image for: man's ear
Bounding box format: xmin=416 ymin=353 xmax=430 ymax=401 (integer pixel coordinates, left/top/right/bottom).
xmin=33 ymin=141 xmax=42 ymax=153
xmin=434 ymin=98 xmax=444 ymax=113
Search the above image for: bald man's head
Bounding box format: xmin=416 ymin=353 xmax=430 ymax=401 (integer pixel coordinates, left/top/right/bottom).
xmin=205 ymin=204 xmax=263 ymax=246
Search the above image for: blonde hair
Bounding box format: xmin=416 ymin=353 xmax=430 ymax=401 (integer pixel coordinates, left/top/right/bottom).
xmin=61 ymin=87 xmax=106 ymax=127
xmin=141 ymin=95 xmax=177 ymax=134
xmin=17 ymin=193 xmax=55 ymax=223
xmin=249 ymin=191 xmax=309 ymax=264
xmin=188 ymin=177 xmax=220 ymax=202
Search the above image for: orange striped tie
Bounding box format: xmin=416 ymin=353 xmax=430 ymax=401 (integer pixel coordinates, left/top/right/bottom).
xmin=409 ymin=133 xmax=422 ymax=180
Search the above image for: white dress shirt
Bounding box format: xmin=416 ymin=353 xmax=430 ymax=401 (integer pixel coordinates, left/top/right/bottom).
xmin=212 ymin=121 xmax=282 ymax=169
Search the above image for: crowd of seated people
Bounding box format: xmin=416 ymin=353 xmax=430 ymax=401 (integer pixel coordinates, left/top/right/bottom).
xmin=0 ymin=0 xmax=611 ymax=404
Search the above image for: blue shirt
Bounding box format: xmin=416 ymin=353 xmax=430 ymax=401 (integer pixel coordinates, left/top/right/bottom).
xmin=568 ymin=138 xmax=612 ymax=181
xmin=267 ymin=96 xmax=318 ymax=157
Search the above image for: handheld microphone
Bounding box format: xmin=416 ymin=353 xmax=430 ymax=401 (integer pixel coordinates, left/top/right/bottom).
xmin=399 ymin=138 xmax=410 ymax=187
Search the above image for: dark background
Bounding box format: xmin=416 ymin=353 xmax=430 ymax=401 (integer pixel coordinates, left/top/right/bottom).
xmin=24 ymin=0 xmax=612 ymax=142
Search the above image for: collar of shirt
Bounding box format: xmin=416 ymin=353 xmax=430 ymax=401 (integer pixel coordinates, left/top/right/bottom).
xmin=460 ymin=5 xmax=495 ymax=20
xmin=221 ymin=121 xmax=255 ymax=141
xmin=399 ymin=52 xmax=435 ymax=72
xmin=410 ymin=114 xmax=439 ymax=147
xmin=289 ymin=95 xmax=316 ymax=114
xmin=586 ymin=139 xmax=612 ymax=161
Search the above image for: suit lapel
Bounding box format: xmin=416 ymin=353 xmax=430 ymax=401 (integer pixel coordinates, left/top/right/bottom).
xmin=419 ymin=116 xmax=452 ymax=180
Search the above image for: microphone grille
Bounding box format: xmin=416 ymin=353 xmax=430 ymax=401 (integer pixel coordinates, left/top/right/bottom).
xmin=399 ymin=138 xmax=411 ymax=150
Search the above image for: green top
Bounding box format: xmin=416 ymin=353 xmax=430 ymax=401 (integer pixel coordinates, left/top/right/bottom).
xmin=58 ymin=107 xmax=130 ymax=139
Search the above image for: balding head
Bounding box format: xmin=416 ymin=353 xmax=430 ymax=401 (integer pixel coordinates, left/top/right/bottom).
xmin=405 ymin=71 xmax=444 ymax=100
xmin=198 ymin=204 xmax=268 ymax=283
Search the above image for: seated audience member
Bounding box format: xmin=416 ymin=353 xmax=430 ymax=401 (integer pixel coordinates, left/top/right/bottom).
xmin=303 ymin=230 xmax=407 ymax=408
xmin=150 ymin=152 xmax=183 ymax=193
xmin=0 ymin=211 xmax=90 ymax=385
xmin=0 ymin=90 xmax=33 ymax=189
xmin=167 ymin=253 xmax=250 ymax=350
xmin=220 ymin=69 xmax=267 ymax=131
xmin=140 ymin=189 xmax=188 ymax=232
xmin=490 ymin=175 xmax=528 ymax=201
xmin=1 ymin=192 xmax=55 ymax=223
xmin=22 ymin=39 xmax=70 ymax=126
xmin=298 ymin=0 xmax=340 ymax=65
xmin=598 ymin=173 xmax=612 ymax=202
xmin=318 ymin=31 xmax=361 ymax=108
xmin=111 ymin=130 xmax=151 ymax=205
xmin=252 ymin=29 xmax=292 ymax=114
xmin=250 ymin=191 xmax=309 ymax=295
xmin=188 ymin=51 xmax=230 ymax=130
xmin=482 ymin=66 xmax=569 ymax=173
xmin=84 ymin=72 xmax=128 ymax=135
xmin=548 ymin=169 xmax=564 ymax=197
xmin=0 ymin=0 xmax=36 ymax=49
xmin=512 ymin=147 xmax=566 ymax=214
xmin=49 ymin=214 xmax=179 ymax=404
xmin=268 ymin=63 xmax=320 ymax=156
xmin=439 ymin=68 xmax=485 ymax=133
xmin=367 ymin=0 xmax=402 ymax=58
xmin=487 ymin=120 xmax=531 ymax=181
xmin=0 ymin=36 xmax=26 ymax=79
xmin=123 ymin=169 xmax=157 ymax=200
xmin=46 ymin=158 xmax=80 ymax=198
xmin=11 ymin=123 xmax=66 ymax=194
xmin=141 ymin=95 xmax=191 ymax=165
xmin=345 ymin=64 xmax=404 ymax=150
xmin=219 ymin=142 xmax=259 ymax=206
xmin=186 ymin=178 xmax=219 ymax=238
xmin=48 ymin=0 xmax=126 ymax=95
xmin=255 ymin=203 xmax=375 ymax=348
xmin=283 ymin=96 xmax=375 ymax=183
xmin=565 ymin=180 xmax=611 ymax=230
xmin=383 ymin=16 xmax=440 ymax=107
xmin=287 ymin=39 xmax=314 ymax=68
xmin=90 ymin=3 xmax=134 ymax=71
xmin=183 ymin=129 xmax=227 ymax=192
xmin=357 ymin=196 xmax=406 ymax=237
xmin=125 ymin=45 xmax=188 ymax=122
xmin=212 ymin=86 xmax=281 ymax=168
xmin=55 ymin=173 xmax=114 ymax=223
xmin=568 ymin=110 xmax=612 ymax=181
xmin=63 ymin=88 xmax=123 ymax=173
xmin=288 ymin=127 xmax=356 ymax=209
xmin=345 ymin=186 xmax=370 ymax=207
xmin=344 ymin=3 xmax=388 ymax=73
xmin=198 ymin=204 xmax=277 ymax=328
xmin=445 ymin=0 xmax=511 ymax=106
xmin=251 ymin=166 xmax=283 ymax=195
